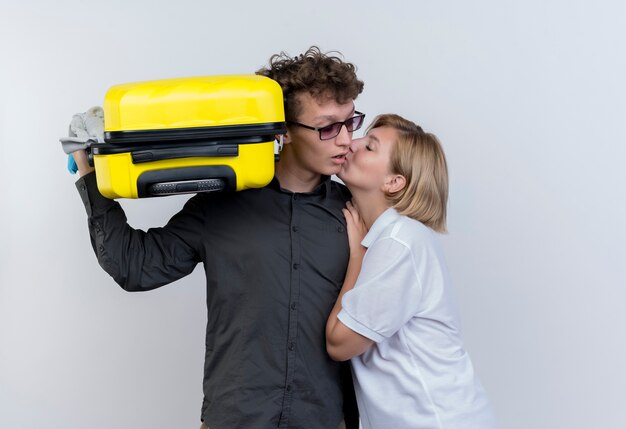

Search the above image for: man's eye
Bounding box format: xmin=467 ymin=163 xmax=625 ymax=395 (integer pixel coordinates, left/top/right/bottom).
xmin=365 ymin=144 xmax=372 ymax=151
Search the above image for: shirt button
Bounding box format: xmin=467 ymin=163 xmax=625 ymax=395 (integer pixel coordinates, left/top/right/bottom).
xmin=291 ymin=302 xmax=297 ymax=310
xmin=293 ymin=194 xmax=299 ymax=200
xmin=288 ymin=342 xmax=295 ymax=351
xmin=286 ymin=385 xmax=292 ymax=392
xmin=292 ymin=226 xmax=298 ymax=232
xmin=98 ymin=245 xmax=104 ymax=253
xmin=292 ymin=263 xmax=299 ymax=270
xmin=338 ymin=226 xmax=345 ymax=233
xmin=80 ymin=184 xmax=86 ymax=191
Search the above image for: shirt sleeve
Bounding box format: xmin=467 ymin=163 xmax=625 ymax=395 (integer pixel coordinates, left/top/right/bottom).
xmin=75 ymin=172 xmax=204 ymax=291
xmin=338 ymin=236 xmax=422 ymax=342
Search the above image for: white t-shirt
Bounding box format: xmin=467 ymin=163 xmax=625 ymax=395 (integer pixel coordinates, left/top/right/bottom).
xmin=338 ymin=208 xmax=497 ymax=429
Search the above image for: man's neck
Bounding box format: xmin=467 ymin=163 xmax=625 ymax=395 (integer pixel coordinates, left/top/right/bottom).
xmin=274 ymin=162 xmax=323 ymax=193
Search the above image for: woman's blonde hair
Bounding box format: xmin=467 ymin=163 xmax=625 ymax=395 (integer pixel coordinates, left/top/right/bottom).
xmin=369 ymin=114 xmax=449 ymax=233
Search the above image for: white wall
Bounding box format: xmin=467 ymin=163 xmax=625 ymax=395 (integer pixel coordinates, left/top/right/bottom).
xmin=1 ymin=1 xmax=625 ymax=428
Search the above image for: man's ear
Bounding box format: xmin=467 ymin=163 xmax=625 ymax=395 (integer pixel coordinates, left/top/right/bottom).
xmin=383 ymin=174 xmax=407 ymax=194
xmin=281 ymin=131 xmax=293 ymax=146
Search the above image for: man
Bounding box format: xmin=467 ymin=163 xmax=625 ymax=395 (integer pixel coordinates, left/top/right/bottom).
xmin=69 ymin=46 xmax=365 ymax=428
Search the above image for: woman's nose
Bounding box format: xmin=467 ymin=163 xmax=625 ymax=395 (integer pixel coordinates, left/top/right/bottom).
xmin=350 ymin=137 xmax=365 ymax=152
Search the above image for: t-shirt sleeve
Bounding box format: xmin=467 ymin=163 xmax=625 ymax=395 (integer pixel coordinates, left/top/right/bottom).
xmin=338 ymin=236 xmax=422 ymax=342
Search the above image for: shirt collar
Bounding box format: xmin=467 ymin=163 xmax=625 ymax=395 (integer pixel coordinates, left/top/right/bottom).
xmin=269 ymin=175 xmax=332 ymax=197
xmin=361 ymin=207 xmax=400 ymax=248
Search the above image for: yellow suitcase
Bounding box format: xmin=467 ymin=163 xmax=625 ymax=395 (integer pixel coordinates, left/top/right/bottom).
xmin=91 ymin=75 xmax=285 ymax=198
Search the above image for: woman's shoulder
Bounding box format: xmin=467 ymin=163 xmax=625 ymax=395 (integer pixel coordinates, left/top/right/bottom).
xmin=391 ymin=213 xmax=435 ymax=241
xmin=384 ymin=213 xmax=446 ymax=258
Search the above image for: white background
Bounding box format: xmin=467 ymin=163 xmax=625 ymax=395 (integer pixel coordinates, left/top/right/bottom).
xmin=1 ymin=1 xmax=625 ymax=428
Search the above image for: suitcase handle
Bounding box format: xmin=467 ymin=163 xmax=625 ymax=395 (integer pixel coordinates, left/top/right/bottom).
xmin=131 ymin=144 xmax=239 ymax=163
xmin=136 ymin=165 xmax=236 ymax=197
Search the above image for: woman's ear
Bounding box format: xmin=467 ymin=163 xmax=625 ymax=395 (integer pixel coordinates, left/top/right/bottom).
xmin=383 ymin=174 xmax=407 ymax=194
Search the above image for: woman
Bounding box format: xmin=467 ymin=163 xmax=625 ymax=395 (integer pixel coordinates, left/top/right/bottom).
xmin=326 ymin=114 xmax=497 ymax=429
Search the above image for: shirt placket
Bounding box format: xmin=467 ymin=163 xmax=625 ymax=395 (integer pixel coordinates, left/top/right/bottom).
xmin=278 ymin=192 xmax=302 ymax=428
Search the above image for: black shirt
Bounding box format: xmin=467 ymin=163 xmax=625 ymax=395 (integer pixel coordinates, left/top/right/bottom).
xmin=76 ymin=172 xmax=356 ymax=429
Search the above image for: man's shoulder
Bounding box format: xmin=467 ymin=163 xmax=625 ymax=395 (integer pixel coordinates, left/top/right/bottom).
xmin=190 ymin=186 xmax=267 ymax=206
xmin=328 ymin=178 xmax=351 ymax=202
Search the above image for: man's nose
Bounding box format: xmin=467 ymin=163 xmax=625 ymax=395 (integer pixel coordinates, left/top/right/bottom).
xmin=335 ymin=124 xmax=351 ymax=147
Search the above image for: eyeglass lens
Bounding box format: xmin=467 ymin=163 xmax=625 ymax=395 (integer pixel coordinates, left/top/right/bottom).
xmin=320 ymin=115 xmax=365 ymax=140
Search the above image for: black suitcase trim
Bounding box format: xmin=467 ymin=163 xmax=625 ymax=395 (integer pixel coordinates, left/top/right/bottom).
xmin=91 ymin=135 xmax=272 ymax=164
xmin=104 ymin=122 xmax=286 ymax=144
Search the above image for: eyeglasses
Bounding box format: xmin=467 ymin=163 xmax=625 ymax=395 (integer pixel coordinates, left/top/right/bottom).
xmin=288 ymin=111 xmax=366 ymax=140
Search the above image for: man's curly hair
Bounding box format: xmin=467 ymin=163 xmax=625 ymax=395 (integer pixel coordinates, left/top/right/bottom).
xmin=256 ymin=46 xmax=364 ymax=121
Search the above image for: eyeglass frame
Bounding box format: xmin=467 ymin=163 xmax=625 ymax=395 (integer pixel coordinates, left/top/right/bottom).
xmin=287 ymin=111 xmax=366 ymax=141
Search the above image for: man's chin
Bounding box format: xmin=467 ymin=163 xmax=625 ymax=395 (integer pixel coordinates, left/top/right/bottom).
xmin=322 ymin=166 xmax=342 ymax=177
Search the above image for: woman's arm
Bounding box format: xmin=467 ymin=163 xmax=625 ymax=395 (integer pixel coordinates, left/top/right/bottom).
xmin=326 ymin=202 xmax=374 ymax=361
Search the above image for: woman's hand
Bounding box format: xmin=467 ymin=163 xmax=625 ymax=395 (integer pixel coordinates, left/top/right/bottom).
xmin=342 ymin=201 xmax=367 ymax=258
xmin=327 ymin=200 xmax=373 ymax=361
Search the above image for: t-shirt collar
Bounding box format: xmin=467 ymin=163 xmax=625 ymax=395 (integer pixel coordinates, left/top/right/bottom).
xmin=361 ymin=207 xmax=400 ymax=248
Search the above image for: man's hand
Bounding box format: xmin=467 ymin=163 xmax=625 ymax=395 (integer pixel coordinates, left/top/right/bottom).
xmin=71 ymin=150 xmax=95 ymax=177
xmin=60 ymin=106 xmax=103 ymax=176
